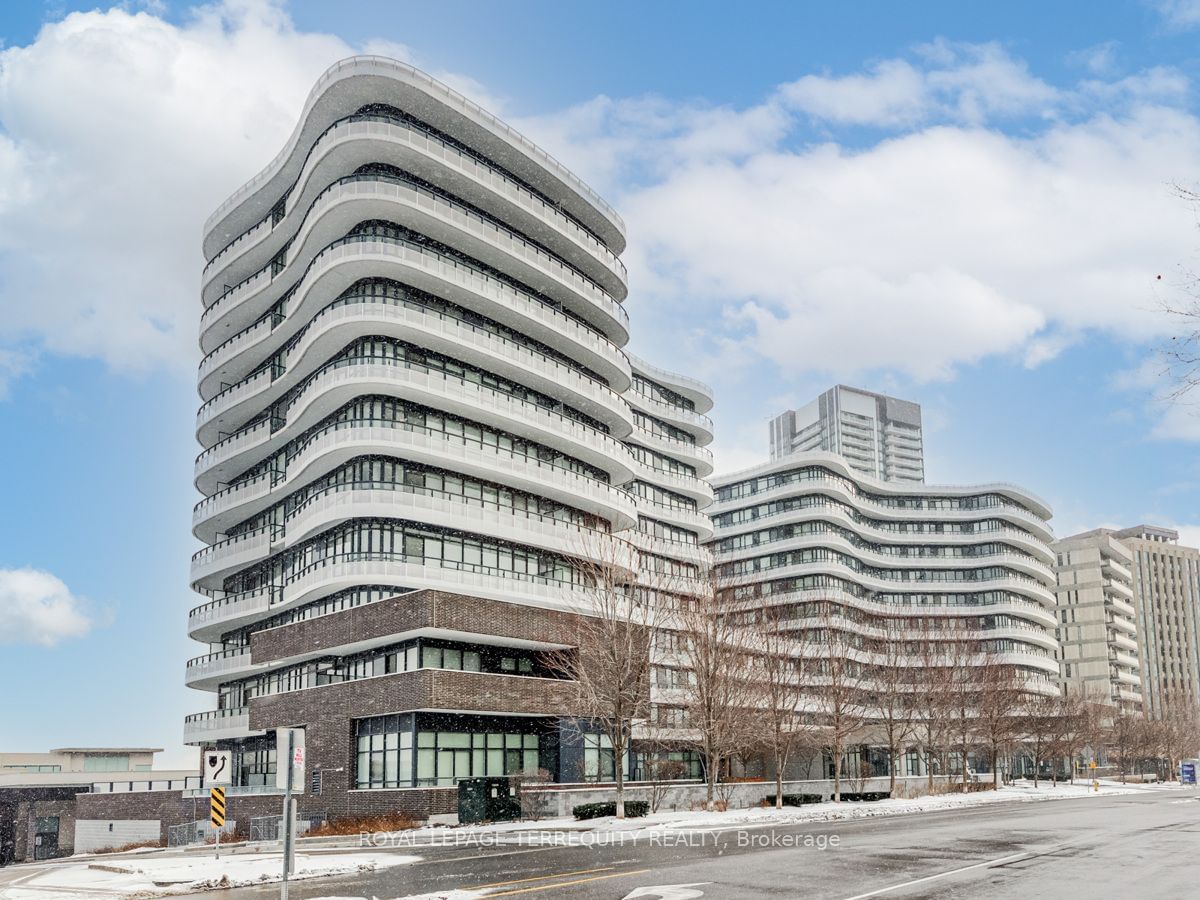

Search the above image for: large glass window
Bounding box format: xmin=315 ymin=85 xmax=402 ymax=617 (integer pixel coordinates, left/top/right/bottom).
xmin=239 ymin=638 xmax=542 ymax=703
xmin=355 ymin=715 xmax=540 ymax=789
xmin=224 ymin=515 xmax=590 ymax=596
xmin=82 ymin=754 xmax=130 ymax=772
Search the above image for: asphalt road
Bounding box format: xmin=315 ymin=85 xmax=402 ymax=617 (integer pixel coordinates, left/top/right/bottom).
xmin=206 ymin=789 xmax=1200 ymax=899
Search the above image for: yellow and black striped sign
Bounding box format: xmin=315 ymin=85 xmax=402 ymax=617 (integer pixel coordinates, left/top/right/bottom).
xmin=210 ymin=786 xmax=226 ymax=828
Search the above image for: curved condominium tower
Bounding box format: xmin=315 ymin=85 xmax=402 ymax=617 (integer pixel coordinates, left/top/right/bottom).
xmin=186 ymin=57 xmax=713 ymax=819
xmin=710 ymin=451 xmax=1059 ymax=774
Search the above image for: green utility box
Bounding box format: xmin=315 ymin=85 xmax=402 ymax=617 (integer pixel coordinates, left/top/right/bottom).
xmin=457 ymin=777 xmax=520 ymax=824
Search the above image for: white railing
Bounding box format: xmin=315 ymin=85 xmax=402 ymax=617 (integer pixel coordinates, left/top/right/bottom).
xmin=204 ymin=56 xmax=625 ymax=245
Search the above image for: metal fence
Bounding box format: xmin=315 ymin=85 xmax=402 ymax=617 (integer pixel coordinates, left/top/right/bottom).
xmin=166 ymin=821 xmax=200 ymax=848
xmin=249 ymin=816 xmax=281 ymax=842
xmin=248 ymin=812 xmax=326 ymax=842
xmin=166 ymin=819 xmax=238 ymax=848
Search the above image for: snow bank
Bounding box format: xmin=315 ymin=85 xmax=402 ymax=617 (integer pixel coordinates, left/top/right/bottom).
xmin=0 ymin=851 xmax=420 ymax=899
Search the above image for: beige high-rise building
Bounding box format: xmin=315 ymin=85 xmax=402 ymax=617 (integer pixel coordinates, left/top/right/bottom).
xmin=1112 ymin=525 xmax=1200 ymax=718
xmin=768 ymin=385 xmax=924 ymax=482
xmin=1051 ymin=530 xmax=1142 ymax=712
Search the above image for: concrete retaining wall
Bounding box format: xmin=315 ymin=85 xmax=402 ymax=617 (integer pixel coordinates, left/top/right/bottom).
xmin=528 ymin=775 xmax=958 ymax=818
xmin=75 ymin=820 xmax=161 ymax=854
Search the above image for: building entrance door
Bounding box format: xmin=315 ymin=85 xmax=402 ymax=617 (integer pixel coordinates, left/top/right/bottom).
xmin=33 ymin=817 xmax=59 ymax=860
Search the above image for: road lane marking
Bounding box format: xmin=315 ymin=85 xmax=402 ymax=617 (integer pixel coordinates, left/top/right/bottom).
xmin=839 ymin=844 xmax=1071 ymax=900
xmin=485 ymin=868 xmax=652 ymax=896
xmin=468 ymin=866 xmax=615 ymax=888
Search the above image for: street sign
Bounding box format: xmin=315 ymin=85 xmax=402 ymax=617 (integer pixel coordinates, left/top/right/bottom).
xmin=210 ymin=787 xmax=226 ymax=828
xmin=275 ymin=728 xmax=306 ymax=790
xmin=1181 ymin=761 xmax=1197 ymax=785
xmin=203 ymin=750 xmax=232 ymax=786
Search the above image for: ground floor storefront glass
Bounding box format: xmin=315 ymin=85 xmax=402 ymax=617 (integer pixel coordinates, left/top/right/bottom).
xmin=355 ymin=713 xmax=546 ymax=789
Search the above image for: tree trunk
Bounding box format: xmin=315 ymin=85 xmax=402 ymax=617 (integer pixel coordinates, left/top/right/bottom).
xmin=775 ymin=748 xmax=784 ymax=810
xmin=706 ymin=749 xmax=718 ymax=811
xmin=833 ymin=745 xmax=842 ymax=802
xmin=992 ymin=742 xmax=1000 ymax=790
xmin=961 ymin=736 xmax=969 ymax=793
xmin=614 ymin=736 xmax=626 ymax=819
xmin=888 ymin=747 xmax=897 ymax=795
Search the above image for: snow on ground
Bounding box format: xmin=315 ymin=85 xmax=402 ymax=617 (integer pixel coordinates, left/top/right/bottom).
xmin=591 ymin=778 xmax=1185 ymax=833
xmin=0 ymin=851 xmax=420 ymax=899
xmin=360 ymin=778 xmax=1192 ymax=847
xmin=2 ymin=780 xmax=1189 ymax=900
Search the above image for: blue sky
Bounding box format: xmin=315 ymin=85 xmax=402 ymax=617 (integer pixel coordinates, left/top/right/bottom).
xmin=3 ymin=0 xmax=1200 ymax=766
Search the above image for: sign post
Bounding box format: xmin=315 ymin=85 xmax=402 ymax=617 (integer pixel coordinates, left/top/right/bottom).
xmin=210 ymin=787 xmax=226 ymax=859
xmin=276 ymin=728 xmax=305 ymax=900
xmin=202 ymin=750 xmax=232 ymax=860
xmin=1090 ymin=760 xmax=1098 ymax=793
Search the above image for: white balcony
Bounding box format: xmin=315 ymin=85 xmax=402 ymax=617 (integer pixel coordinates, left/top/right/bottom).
xmin=183 ymin=707 xmax=266 ymax=745
xmin=185 ymin=648 xmax=258 ymax=691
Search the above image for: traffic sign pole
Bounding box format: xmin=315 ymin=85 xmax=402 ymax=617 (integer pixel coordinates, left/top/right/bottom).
xmin=210 ymin=787 xmax=226 ymax=859
xmin=281 ymin=729 xmax=294 ymax=900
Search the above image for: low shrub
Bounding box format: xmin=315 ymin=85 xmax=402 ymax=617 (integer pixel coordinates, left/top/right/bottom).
xmin=306 ymin=812 xmax=419 ymax=836
xmin=764 ymin=793 xmax=824 ymax=807
xmin=572 ymin=800 xmax=649 ymax=820
xmin=838 ymin=791 xmax=890 ymax=802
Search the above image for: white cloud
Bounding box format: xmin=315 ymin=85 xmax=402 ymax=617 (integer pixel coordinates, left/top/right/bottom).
xmin=0 ymin=346 xmax=35 ymax=398
xmin=779 ymin=41 xmax=1059 ymax=128
xmin=1067 ymin=41 xmax=1120 ymax=76
xmin=1153 ymin=0 xmax=1200 ymax=29
xmin=0 ymin=11 xmax=1196 ymax=440
xmin=1149 ymin=400 xmax=1200 ymax=440
xmin=595 ymin=106 xmax=1197 ymax=384
xmin=0 ymin=1 xmax=361 ymax=383
xmin=0 ymin=567 xmax=94 ymax=647
xmin=504 ymin=41 xmax=1200 ymax=391
xmin=781 ymin=59 xmax=930 ymax=127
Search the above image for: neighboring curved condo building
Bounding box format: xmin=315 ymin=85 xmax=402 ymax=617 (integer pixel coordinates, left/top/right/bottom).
xmin=186 ymin=57 xmax=713 ymax=819
xmin=710 ymin=452 xmax=1061 ymax=707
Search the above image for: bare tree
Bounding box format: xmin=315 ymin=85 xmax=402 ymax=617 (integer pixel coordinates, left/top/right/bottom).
xmin=910 ymin=616 xmax=953 ymax=792
xmin=752 ymin=603 xmax=814 ymax=808
xmin=1106 ymin=706 xmax=1141 ymax=783
xmin=543 ymin=533 xmax=653 ymax=819
xmin=808 ymin=601 xmax=871 ymax=802
xmin=635 ymin=731 xmax=690 ymax=813
xmin=509 ymin=768 xmax=553 ymax=821
xmin=1159 ymin=186 xmax=1200 ymax=399
xmin=1129 ymin=713 xmax=1159 ymax=778
xmin=674 ymin=567 xmax=758 ymax=811
xmin=868 ymin=614 xmax=918 ymax=796
xmin=1020 ymin=692 xmax=1060 ymax=788
xmin=1052 ymin=686 xmax=1105 ymax=784
xmin=1158 ymin=691 xmax=1200 ymax=780
xmin=975 ymin=651 xmax=1027 ymax=790
xmin=936 ymin=617 xmax=982 ymax=793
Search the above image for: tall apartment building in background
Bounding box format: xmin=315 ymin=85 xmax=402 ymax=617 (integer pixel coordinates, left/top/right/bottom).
xmin=1112 ymin=526 xmax=1200 ymax=718
xmin=1051 ymin=530 xmax=1142 ymax=712
xmin=186 ymin=56 xmax=713 ymax=820
xmin=768 ymin=385 xmax=924 ymax=482
xmin=709 ymin=451 xmax=1059 ymax=776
